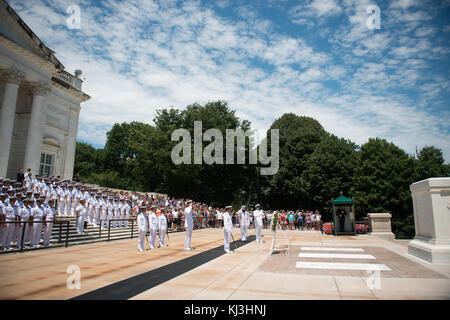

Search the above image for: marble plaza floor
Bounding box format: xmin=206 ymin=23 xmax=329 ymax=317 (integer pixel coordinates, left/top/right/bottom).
xmin=0 ymin=228 xmax=449 ymax=300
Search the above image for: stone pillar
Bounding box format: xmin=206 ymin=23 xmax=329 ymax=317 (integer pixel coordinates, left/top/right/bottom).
xmin=367 ymin=213 xmax=395 ymax=241
xmin=0 ymin=68 xmax=25 ymax=177
xmin=63 ymin=107 xmax=79 ymax=180
xmin=23 ymin=81 xmax=50 ymax=175
xmin=408 ymin=178 xmax=450 ymax=264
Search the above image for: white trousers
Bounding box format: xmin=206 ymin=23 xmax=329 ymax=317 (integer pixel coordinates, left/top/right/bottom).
xmin=57 ymin=202 xmax=64 ymax=216
xmin=138 ymin=230 xmax=146 ymax=251
xmin=255 ymin=223 xmax=262 ymax=242
xmin=64 ymin=203 xmax=71 ymax=216
xmin=43 ymin=222 xmax=53 ymax=246
xmin=159 ymin=229 xmax=166 ymax=246
xmin=2 ymin=221 xmax=16 ymax=248
xmin=185 ymin=226 xmax=193 ymax=249
xmin=123 ymin=216 xmax=129 ymax=228
xmin=77 ymin=215 xmax=85 ymax=234
xmin=31 ymin=223 xmax=43 ymax=246
xmin=224 ymin=230 xmax=231 ymax=251
xmin=148 ymin=229 xmax=157 ymax=248
xmin=240 ymin=223 xmax=248 ymax=241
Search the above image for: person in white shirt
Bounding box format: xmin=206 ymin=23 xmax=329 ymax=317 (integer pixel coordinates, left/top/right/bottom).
xmin=148 ymin=206 xmax=158 ymax=249
xmin=238 ymin=205 xmax=250 ymax=242
xmin=106 ymin=198 xmax=114 ymax=229
xmin=57 ymin=184 xmax=65 ymax=216
xmin=87 ymin=192 xmax=95 ymax=224
xmin=75 ymin=199 xmax=87 ymax=235
xmin=100 ymin=197 xmax=107 ymax=229
xmin=137 ymin=206 xmax=147 ymax=252
xmin=158 ymin=210 xmax=168 ymax=247
xmin=21 ymin=198 xmax=33 ymax=245
xmin=253 ymin=204 xmax=264 ymax=243
xmin=0 ymin=194 xmax=8 ymax=248
xmin=24 ymin=169 xmax=32 ymax=191
xmin=64 ymin=185 xmax=74 ymax=216
xmin=223 ymin=206 xmax=233 ymax=253
xmin=112 ymin=199 xmax=119 ymax=228
xmin=184 ymin=200 xmax=194 ymax=250
xmin=43 ymin=199 xmax=56 ymax=246
xmin=2 ymin=196 xmax=17 ymax=250
xmin=30 ymin=198 xmax=44 ymax=247
xmin=123 ymin=200 xmax=131 ymax=228
xmin=93 ymin=194 xmax=100 ymax=227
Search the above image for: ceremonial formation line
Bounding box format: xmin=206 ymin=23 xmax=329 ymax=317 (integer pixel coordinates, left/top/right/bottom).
xmin=296 ymin=247 xmax=392 ymax=272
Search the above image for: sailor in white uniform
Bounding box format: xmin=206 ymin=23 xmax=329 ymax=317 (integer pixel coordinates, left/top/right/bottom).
xmin=223 ymin=205 xmax=233 ymax=252
xmin=2 ymin=196 xmax=17 ymax=250
xmin=253 ymin=204 xmax=264 ymax=243
xmin=75 ymin=199 xmax=87 ymax=235
xmin=137 ymin=206 xmax=147 ymax=252
xmin=238 ymin=205 xmax=250 ymax=241
xmin=30 ymin=198 xmax=44 ymax=247
xmin=148 ymin=205 xmax=158 ymax=249
xmin=158 ymin=210 xmax=168 ymax=247
xmin=184 ymin=200 xmax=194 ymax=250
xmin=43 ymin=199 xmax=56 ymax=246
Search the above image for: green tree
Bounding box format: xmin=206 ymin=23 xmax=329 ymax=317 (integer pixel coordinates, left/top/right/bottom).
xmin=352 ymin=138 xmax=416 ymax=221
xmin=255 ymin=113 xmax=327 ymax=209
xmin=302 ymin=134 xmax=358 ymax=220
xmin=73 ymin=142 xmax=105 ymax=181
xmin=415 ymin=146 xmax=449 ymax=181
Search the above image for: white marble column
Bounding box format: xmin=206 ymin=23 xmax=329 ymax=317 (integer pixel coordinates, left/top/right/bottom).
xmin=0 ymin=68 xmax=25 ymax=177
xmin=63 ymin=107 xmax=80 ymax=180
xmin=23 ymin=81 xmax=51 ymax=175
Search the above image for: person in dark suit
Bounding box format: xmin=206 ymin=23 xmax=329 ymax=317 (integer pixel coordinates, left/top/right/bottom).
xmin=337 ymin=208 xmax=347 ymax=232
xmin=16 ymin=168 xmax=24 ymax=184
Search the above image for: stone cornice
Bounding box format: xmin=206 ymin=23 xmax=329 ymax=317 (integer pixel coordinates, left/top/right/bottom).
xmin=0 ymin=34 xmax=57 ymax=75
xmin=0 ymin=67 xmax=25 ymax=85
xmin=24 ymin=80 xmax=51 ymax=97
xmin=51 ymin=80 xmax=91 ymax=103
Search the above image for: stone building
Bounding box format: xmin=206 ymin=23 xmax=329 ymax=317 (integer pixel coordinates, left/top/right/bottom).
xmin=0 ymin=0 xmax=90 ymax=180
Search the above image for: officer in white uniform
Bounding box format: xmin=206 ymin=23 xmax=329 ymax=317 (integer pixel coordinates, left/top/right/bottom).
xmin=75 ymin=199 xmax=87 ymax=235
xmin=93 ymin=194 xmax=100 ymax=227
xmin=0 ymin=193 xmax=7 ymax=248
xmin=31 ymin=198 xmax=44 ymax=247
xmin=184 ymin=200 xmax=194 ymax=250
xmin=21 ymin=198 xmax=33 ymax=245
xmin=24 ymin=169 xmax=32 ymax=191
xmin=123 ymin=199 xmax=131 ymax=228
xmin=137 ymin=206 xmax=147 ymax=252
xmin=43 ymin=199 xmax=56 ymax=246
xmin=238 ymin=205 xmax=250 ymax=241
xmin=2 ymin=196 xmax=17 ymax=250
xmin=223 ymin=206 xmax=233 ymax=252
xmin=253 ymin=204 xmax=264 ymax=243
xmin=64 ymin=184 xmax=74 ymax=216
xmin=158 ymin=210 xmax=168 ymax=247
xmin=148 ymin=205 xmax=158 ymax=249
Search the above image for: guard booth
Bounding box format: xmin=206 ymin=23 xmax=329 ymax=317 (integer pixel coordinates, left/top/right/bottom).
xmin=332 ymin=195 xmax=356 ymax=236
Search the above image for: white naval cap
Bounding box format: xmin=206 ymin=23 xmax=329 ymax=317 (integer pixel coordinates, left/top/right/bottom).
xmin=225 ymin=205 xmax=232 ymax=209
xmin=255 ymin=204 xmax=261 ymax=207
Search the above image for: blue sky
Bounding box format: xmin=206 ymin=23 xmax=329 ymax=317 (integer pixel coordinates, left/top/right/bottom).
xmin=8 ymin=0 xmax=450 ymax=160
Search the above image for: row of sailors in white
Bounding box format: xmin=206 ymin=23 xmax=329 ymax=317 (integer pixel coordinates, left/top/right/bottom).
xmin=137 ymin=205 xmax=168 ymax=252
xmin=70 ymin=195 xmax=133 ymax=234
xmin=224 ymin=204 xmax=264 ymax=252
xmin=0 ymin=195 xmax=56 ymax=250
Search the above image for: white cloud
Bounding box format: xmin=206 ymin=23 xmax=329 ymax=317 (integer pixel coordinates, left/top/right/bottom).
xmin=7 ymin=0 xmax=450 ymax=162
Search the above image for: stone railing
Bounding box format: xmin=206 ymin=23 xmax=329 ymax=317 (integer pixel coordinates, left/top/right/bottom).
xmin=54 ymin=70 xmax=82 ymax=90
